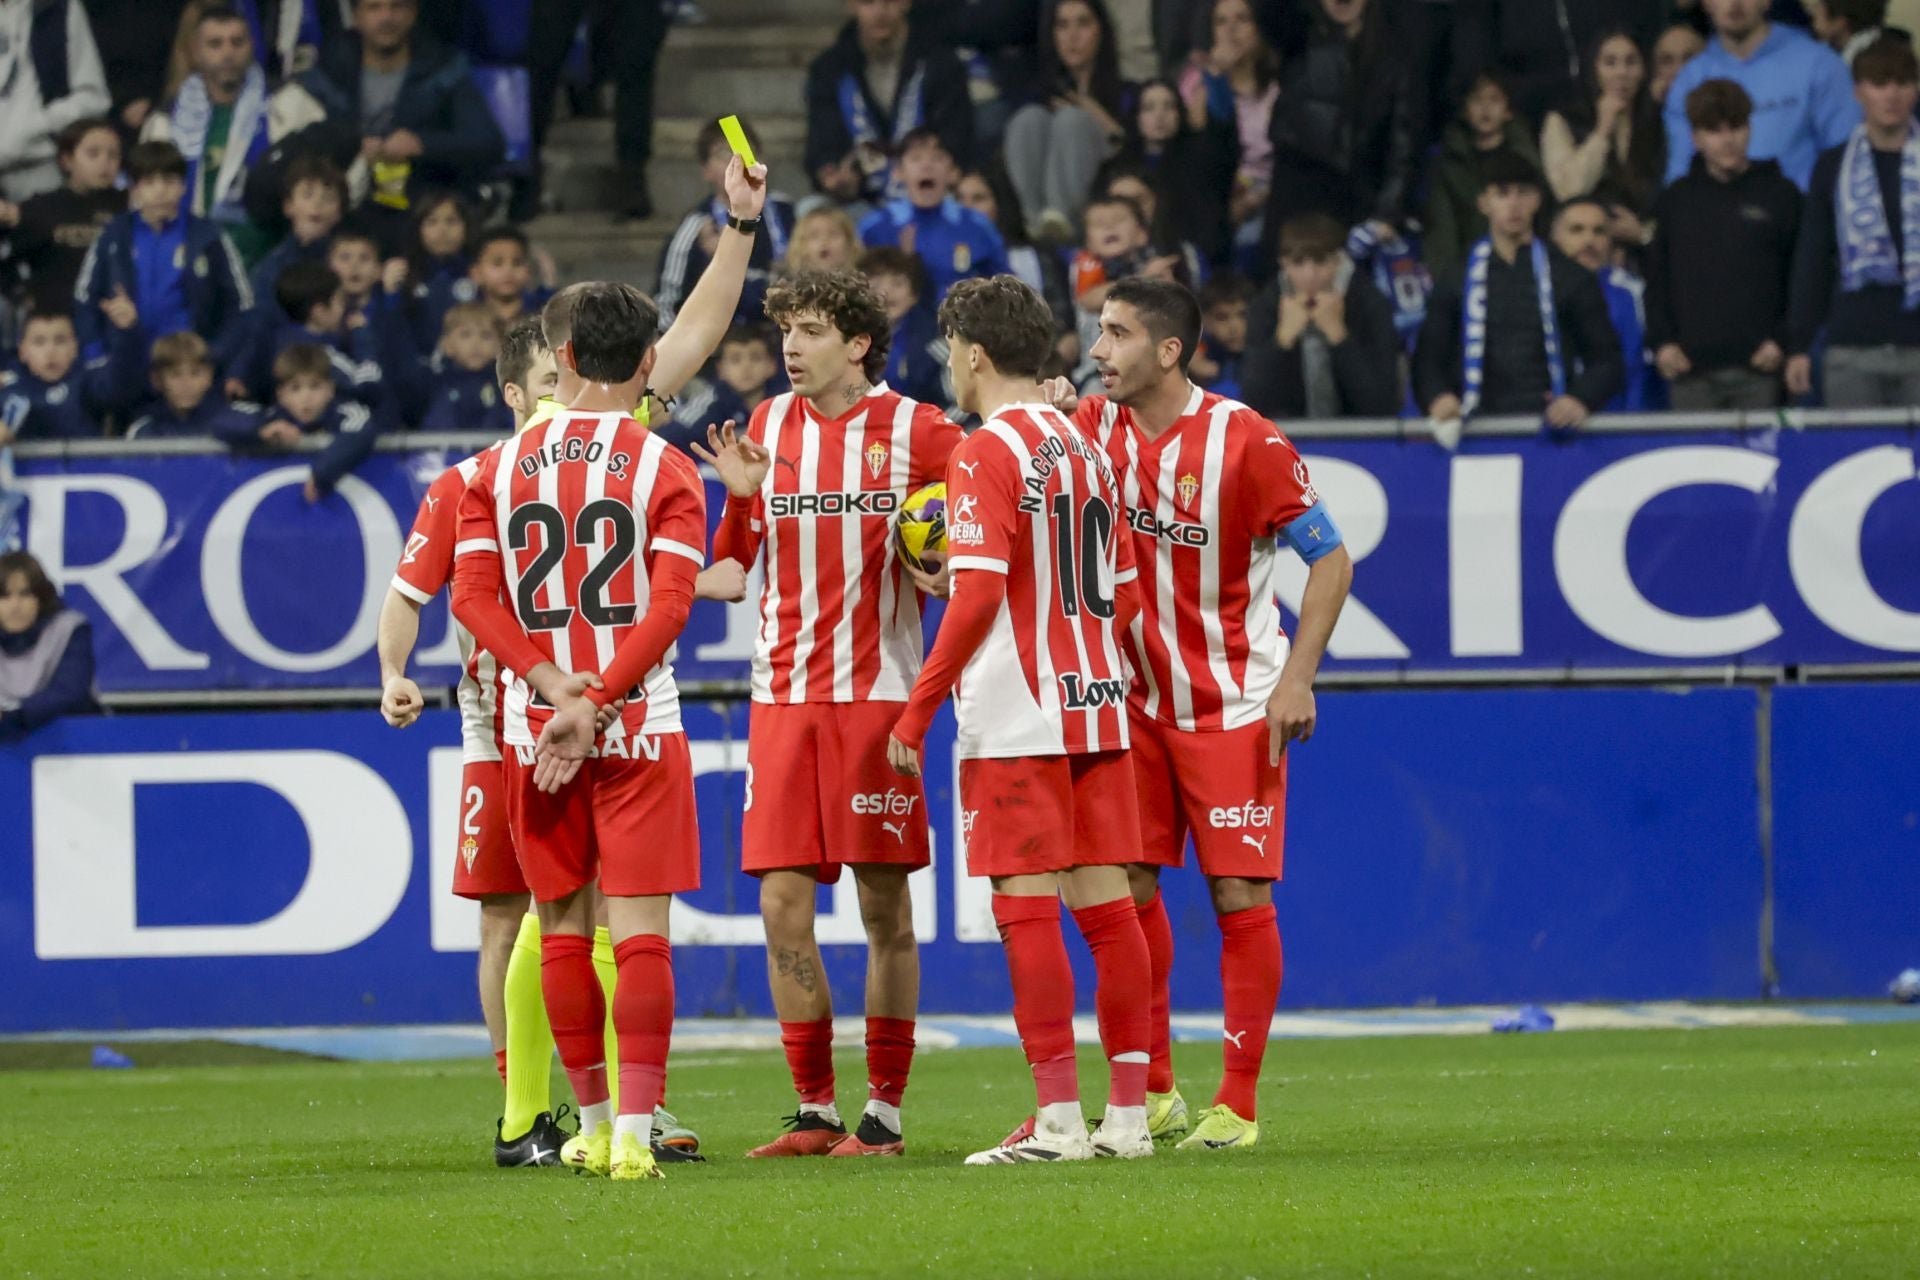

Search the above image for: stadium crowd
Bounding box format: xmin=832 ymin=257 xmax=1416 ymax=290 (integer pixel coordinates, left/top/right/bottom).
xmin=0 ymin=0 xmax=1918 ymax=493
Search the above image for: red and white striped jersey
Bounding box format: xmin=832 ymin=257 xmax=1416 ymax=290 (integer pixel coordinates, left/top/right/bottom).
xmin=391 ymin=449 xmax=511 ymax=764
xmin=455 ymin=409 xmax=708 ymax=746
xmin=1077 ymin=384 xmax=1339 ymax=733
xmin=944 ymin=403 xmax=1136 ymax=758
xmin=720 ymin=383 xmax=962 ymax=703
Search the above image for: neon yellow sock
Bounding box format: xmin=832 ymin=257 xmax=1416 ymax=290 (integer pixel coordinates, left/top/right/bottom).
xmin=594 ymin=925 xmax=620 ymax=1115
xmin=501 ymin=912 xmax=553 ymax=1141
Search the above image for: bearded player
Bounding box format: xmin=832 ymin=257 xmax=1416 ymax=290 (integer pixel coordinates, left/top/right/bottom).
xmin=890 ymin=275 xmax=1156 ymax=1165
xmin=692 ymin=270 xmax=961 ymax=1158
xmin=1053 ymin=276 xmax=1353 ymax=1150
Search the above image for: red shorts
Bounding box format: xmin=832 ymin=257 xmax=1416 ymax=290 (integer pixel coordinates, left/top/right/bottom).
xmin=1130 ymin=711 xmax=1287 ymax=880
xmin=741 ymin=700 xmax=930 ymax=882
xmin=451 ymin=758 xmax=528 ymax=900
xmin=957 ymin=750 xmax=1141 ymax=879
xmin=502 ymin=731 xmax=701 ymax=903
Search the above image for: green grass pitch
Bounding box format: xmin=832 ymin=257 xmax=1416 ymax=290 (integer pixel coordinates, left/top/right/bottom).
xmin=4 ymin=1023 xmax=1915 ymax=1278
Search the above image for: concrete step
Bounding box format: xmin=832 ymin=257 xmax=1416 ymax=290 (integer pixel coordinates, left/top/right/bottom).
xmin=544 ymin=113 xmax=807 ymax=216
xmin=692 ymin=0 xmax=844 ymax=25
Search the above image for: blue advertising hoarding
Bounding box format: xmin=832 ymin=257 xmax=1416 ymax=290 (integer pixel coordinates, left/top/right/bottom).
xmin=5 ymin=683 xmax=1844 ymax=1034
xmin=8 ymin=424 xmax=1919 ymax=694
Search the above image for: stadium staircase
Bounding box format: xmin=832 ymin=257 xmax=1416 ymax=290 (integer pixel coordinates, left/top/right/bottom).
xmin=524 ymin=0 xmax=839 ymax=290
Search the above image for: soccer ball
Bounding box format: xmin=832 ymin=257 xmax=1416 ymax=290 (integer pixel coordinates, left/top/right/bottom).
xmin=894 ymin=483 xmax=948 ymax=573
xmin=1891 ymin=969 xmax=1920 ymax=1004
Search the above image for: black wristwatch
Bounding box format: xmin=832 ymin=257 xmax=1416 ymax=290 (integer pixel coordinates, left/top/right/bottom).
xmin=725 ymin=212 xmax=762 ymax=235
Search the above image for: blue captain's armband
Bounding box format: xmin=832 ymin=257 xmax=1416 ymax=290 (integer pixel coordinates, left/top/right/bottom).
xmin=1283 ymin=501 xmax=1343 ymax=563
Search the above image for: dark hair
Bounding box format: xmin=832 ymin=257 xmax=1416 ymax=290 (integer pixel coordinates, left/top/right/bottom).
xmin=937 ymin=276 xmax=1055 ymax=379
xmin=1086 ymin=192 xmax=1149 ymax=234
xmin=1278 ymin=212 xmax=1346 ymax=261
xmin=1105 ymin=277 xmax=1202 ymax=371
xmin=409 ymin=191 xmax=472 ymax=262
xmin=720 ymin=325 xmax=778 ymax=360
xmin=1465 ymin=66 xmax=1514 ymax=106
xmin=1685 ymin=77 xmax=1754 ymax=130
xmin=1478 ymin=149 xmax=1543 ymax=192
xmin=150 ymin=330 xmax=213 ymax=375
xmin=56 ymin=117 xmax=117 ymax=159
xmin=1829 ymin=0 xmax=1892 ymax=32
xmin=276 ymin=261 xmax=342 ymax=323
xmin=1190 ymin=0 xmax=1278 ymax=94
xmin=284 ymin=154 xmax=348 ymax=209
xmin=1198 ymin=272 xmax=1252 ymax=311
xmin=764 ymin=270 xmax=892 ymax=381
xmin=328 ymin=227 xmax=380 ymax=255
xmin=859 ymin=245 xmax=929 ymax=300
xmin=1558 ymin=27 xmax=1664 ymax=216
xmin=696 ymin=114 xmax=760 ymax=161
xmin=565 ymin=282 xmax=660 ymax=383
xmin=894 ymin=126 xmax=951 ymax=162
xmin=1551 ymin=196 xmax=1611 ymax=235
xmin=472 ymin=226 xmax=530 ymax=259
xmin=0 ymin=550 xmax=61 ymax=624
xmin=1040 ymin=0 xmax=1125 ymax=115
xmin=127 ymin=140 xmax=187 ymax=183
xmin=541 ymin=281 xmax=590 ymax=350
xmin=496 ymin=315 xmax=549 ymax=393
xmin=961 ymin=157 xmax=1031 ymax=245
xmin=1854 ymin=34 xmax=1919 ymax=85
xmin=196 ymin=2 xmax=250 ymax=29
xmin=21 ymin=307 xmax=76 ymax=333
xmin=273 ymin=342 xmax=334 ymax=386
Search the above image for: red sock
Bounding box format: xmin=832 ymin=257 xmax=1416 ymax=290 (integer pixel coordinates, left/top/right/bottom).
xmin=1071 ymin=898 xmax=1151 ymax=1109
xmin=612 ymin=934 xmax=674 ymax=1121
xmin=1216 ymin=903 xmax=1282 ymax=1120
xmin=539 ymin=933 xmax=610 ymax=1109
xmin=779 ymin=1018 xmax=835 ymax=1106
xmin=993 ymin=894 xmax=1078 ymax=1107
xmin=1135 ymin=889 xmax=1176 ymax=1093
xmin=493 ymin=1048 xmax=507 ymax=1083
xmin=866 ymin=1017 xmax=915 ymax=1108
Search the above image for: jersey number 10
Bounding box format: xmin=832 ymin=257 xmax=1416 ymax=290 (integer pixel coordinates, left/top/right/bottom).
xmin=1052 ymin=492 xmax=1116 ymax=620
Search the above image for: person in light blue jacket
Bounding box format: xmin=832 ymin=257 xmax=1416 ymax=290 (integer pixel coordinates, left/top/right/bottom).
xmin=1664 ymin=0 xmax=1861 ymax=189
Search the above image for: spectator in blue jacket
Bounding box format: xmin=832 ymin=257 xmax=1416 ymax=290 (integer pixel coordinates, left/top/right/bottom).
xmin=126 ymin=331 xmax=228 ymax=438
xmin=282 ymin=0 xmax=504 ymax=248
xmin=212 ymin=342 xmax=383 ymax=499
xmin=330 ymin=227 xmax=415 ymax=362
xmin=225 ymin=259 xmax=381 ymax=402
xmin=858 ymin=129 xmax=1009 ymax=306
xmin=248 ymin=154 xmax=346 ymax=303
xmin=400 ymin=191 xmax=472 ymax=351
xmin=657 ymin=117 xmax=796 ymax=330
xmin=1665 ymin=0 xmax=1861 ymax=188
xmin=0 ymin=309 xmax=139 ymax=441
xmin=1553 ymin=197 xmax=1661 ymax=413
xmin=0 ymin=550 xmax=100 ymax=742
xmin=73 ymin=142 xmax=251 ymax=373
xmin=859 ymin=244 xmax=946 ymax=406
xmin=659 ymin=324 xmax=784 ymax=456
xmin=466 ymin=227 xmax=554 ymax=330
xmin=407 ymin=301 xmax=512 ymax=433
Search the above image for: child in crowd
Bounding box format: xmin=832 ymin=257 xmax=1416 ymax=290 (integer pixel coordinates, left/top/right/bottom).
xmin=858 ymin=129 xmax=1009 ymax=304
xmin=859 ymin=245 xmax=946 ymax=406
xmin=0 ymin=310 xmax=140 ymax=442
xmin=75 ymin=141 xmax=250 ymax=374
xmin=784 ymin=207 xmax=860 ymax=274
xmin=1426 ymin=70 xmax=1544 ymax=287
xmin=1244 ymin=213 xmax=1404 ymax=420
xmin=213 ymin=343 xmax=385 ymax=500
xmin=404 ymin=192 xmax=474 ymax=350
xmin=127 ymin=332 xmax=227 ymax=438
xmin=1190 ymin=273 xmax=1251 ymax=400
xmin=0 ymin=119 xmax=126 ymax=310
xmin=249 ymin=156 xmax=347 ymax=303
xmin=1071 ymin=193 xmax=1190 ymax=354
xmin=467 ymin=228 xmax=554 ymax=328
xmin=330 ymin=227 xmax=415 ymax=358
xmin=227 ymin=261 xmax=380 ymax=402
xmin=414 ymin=302 xmax=512 ymax=434
xmin=1648 ymin=79 xmax=1800 ymax=411
xmin=658 ymin=116 xmax=795 ymax=327
xmin=658 ymin=324 xmax=783 ymax=455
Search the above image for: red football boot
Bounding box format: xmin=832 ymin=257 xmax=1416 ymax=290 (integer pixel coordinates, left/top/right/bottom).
xmin=827 ymin=1114 xmax=904 ymax=1157
xmin=746 ymin=1111 xmax=847 ymax=1157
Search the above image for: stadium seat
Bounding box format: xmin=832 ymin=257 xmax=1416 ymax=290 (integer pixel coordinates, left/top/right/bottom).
xmin=463 ymin=0 xmax=531 ymax=64
xmin=471 ymin=65 xmax=534 ymax=177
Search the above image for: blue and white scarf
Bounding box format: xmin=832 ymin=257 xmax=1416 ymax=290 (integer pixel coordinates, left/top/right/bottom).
xmin=169 ymin=64 xmax=271 ymax=222
xmin=1346 ymin=222 xmax=1433 ymax=349
xmin=839 ymin=64 xmax=925 ymax=200
xmin=1838 ymin=122 xmax=1920 ymax=311
xmin=1461 ymin=236 xmax=1563 ymax=420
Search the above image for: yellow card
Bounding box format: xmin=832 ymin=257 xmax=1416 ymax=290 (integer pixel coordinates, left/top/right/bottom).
xmin=717 ymin=116 xmax=757 ymax=168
